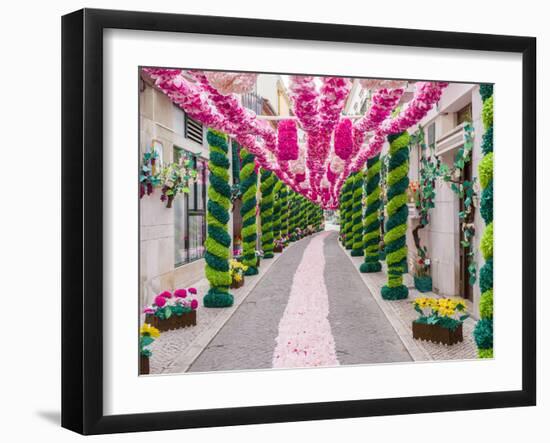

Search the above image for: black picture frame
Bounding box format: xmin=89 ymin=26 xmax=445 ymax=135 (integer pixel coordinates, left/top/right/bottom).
xmin=62 ymin=8 xmax=536 ymax=435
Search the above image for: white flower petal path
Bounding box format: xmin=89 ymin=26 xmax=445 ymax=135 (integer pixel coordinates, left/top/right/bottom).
xmin=272 ymin=232 xmax=339 ymax=368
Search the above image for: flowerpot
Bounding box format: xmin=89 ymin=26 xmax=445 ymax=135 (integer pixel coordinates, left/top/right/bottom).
xmin=412 ymin=321 xmax=463 ymax=345
xmin=273 ymin=245 xmax=283 ymax=253
xmin=145 ymin=310 xmax=197 ymax=332
xmin=165 ymin=195 xmax=174 ymax=208
xmin=414 ymin=275 xmax=433 ymax=293
xmin=140 ymin=354 xmax=150 ymax=375
xmin=230 ymin=278 xmax=244 ymax=289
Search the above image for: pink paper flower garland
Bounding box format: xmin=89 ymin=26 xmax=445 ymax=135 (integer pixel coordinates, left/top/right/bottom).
xmin=143 ymin=68 xmax=446 ymax=209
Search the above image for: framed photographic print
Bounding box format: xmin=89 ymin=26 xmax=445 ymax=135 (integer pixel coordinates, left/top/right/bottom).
xmin=61 ymin=8 xmax=536 ymax=435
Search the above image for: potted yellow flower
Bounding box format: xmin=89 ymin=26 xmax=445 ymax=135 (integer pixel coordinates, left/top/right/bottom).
xmin=412 ymin=297 xmax=469 ymax=345
xmin=139 ymin=323 xmax=160 ymax=375
xmin=230 ymin=259 xmax=248 ymax=289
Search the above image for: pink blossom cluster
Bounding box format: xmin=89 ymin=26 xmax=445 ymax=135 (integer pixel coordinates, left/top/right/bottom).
xmin=334 ymin=118 xmax=353 ymax=160
xmin=277 ymin=119 xmax=299 ymax=161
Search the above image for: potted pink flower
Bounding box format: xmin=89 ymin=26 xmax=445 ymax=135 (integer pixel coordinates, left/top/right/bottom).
xmin=144 ymin=288 xmax=199 ymax=331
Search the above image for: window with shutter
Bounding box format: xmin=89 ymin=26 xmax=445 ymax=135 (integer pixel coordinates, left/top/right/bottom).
xmin=185 ymin=114 xmax=203 ymax=145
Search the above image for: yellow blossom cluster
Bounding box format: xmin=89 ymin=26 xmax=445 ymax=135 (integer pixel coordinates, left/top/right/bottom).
xmin=140 ymin=323 xmax=160 ymax=338
xmin=414 ymin=297 xmax=467 ymax=317
xmin=230 ymin=259 xmax=249 ymax=282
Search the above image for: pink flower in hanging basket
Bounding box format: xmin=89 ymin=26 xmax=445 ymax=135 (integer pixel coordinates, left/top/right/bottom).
xmin=277 ymin=119 xmax=299 ymax=161
xmin=143 ymin=307 xmax=155 ymax=314
xmin=334 ymin=118 xmax=353 ymax=160
xmin=188 ymin=287 xmax=197 ymax=295
xmin=158 ymin=290 xmax=172 ymax=299
xmin=190 ymin=299 xmax=199 ymax=310
xmin=174 ymin=288 xmax=187 ymax=298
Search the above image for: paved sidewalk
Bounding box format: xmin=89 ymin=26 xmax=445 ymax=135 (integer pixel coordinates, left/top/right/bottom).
xmin=340 ymin=242 xmax=478 ymax=362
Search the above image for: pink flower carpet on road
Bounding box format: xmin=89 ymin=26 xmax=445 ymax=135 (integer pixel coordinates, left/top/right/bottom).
xmin=272 ymin=232 xmax=340 ymax=368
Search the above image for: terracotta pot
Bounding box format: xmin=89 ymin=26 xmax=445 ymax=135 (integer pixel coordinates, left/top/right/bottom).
xmin=140 ymin=355 xmax=150 ymax=375
xmin=412 ymin=321 xmax=463 ymax=345
xmin=145 ymin=310 xmax=197 ymax=332
xmin=230 ymin=278 xmax=245 ymax=289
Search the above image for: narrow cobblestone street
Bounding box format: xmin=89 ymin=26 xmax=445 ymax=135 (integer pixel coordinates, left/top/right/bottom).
xmin=190 ymin=231 xmax=411 ymax=372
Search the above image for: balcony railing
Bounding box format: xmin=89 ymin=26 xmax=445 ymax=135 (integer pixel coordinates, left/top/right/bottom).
xmin=435 ymin=121 xmax=469 ymax=156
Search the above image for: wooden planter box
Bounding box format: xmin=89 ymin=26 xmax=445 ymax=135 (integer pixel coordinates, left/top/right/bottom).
xmin=273 ymin=245 xmax=283 ymax=253
xmin=140 ymin=355 xmax=150 ymax=375
xmin=230 ymin=277 xmax=244 ymax=289
xmin=145 ymin=310 xmax=197 ymax=332
xmin=412 ymin=321 xmax=463 ymax=345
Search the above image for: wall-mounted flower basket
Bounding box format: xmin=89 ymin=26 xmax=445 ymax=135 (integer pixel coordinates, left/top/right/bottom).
xmin=414 ymin=275 xmax=433 ymax=292
xmin=412 ymin=321 xmax=463 ymax=345
xmin=230 ymin=278 xmax=245 ymax=289
xmin=145 ymin=310 xmax=197 ymax=332
xmin=140 ymin=354 xmax=150 ymax=375
xmin=273 ymin=245 xmax=283 ymax=253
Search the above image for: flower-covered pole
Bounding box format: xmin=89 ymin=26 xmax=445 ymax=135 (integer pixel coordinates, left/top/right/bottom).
xmin=360 ymin=154 xmax=383 ymax=273
xmin=280 ymin=185 xmax=289 ymax=240
xmin=289 ymin=192 xmax=299 ymax=239
xmin=351 ymin=170 xmax=365 ymax=256
xmin=240 ymin=147 xmax=259 ymax=275
xmin=260 ymin=169 xmax=276 ymax=259
xmin=272 ymin=179 xmax=282 ymax=244
xmin=474 ymin=84 xmax=494 ymax=359
xmin=381 ymin=131 xmax=411 ymax=300
xmin=344 ymin=173 xmax=356 ymax=250
xmin=204 ymin=130 xmax=234 ymax=308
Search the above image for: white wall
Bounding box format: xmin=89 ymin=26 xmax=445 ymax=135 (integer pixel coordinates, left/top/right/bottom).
xmin=2 ymin=1 xmax=546 ymax=443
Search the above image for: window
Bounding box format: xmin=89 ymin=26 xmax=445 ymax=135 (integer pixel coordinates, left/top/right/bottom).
xmin=184 ymin=114 xmax=204 ymax=145
xmin=174 ymin=147 xmax=207 ymax=266
xmin=456 ymin=103 xmax=472 ymax=125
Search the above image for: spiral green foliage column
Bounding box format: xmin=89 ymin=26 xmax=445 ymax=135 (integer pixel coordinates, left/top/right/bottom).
xmin=240 ymin=147 xmax=259 ymax=276
xmin=474 ymin=84 xmax=494 ymax=359
xmin=360 ymin=154 xmax=382 ymax=273
xmin=351 ymin=170 xmax=365 ymax=256
xmin=343 ymin=173 xmax=355 ymax=249
xmin=272 ymin=180 xmax=282 ymax=243
xmin=289 ymin=192 xmax=298 ymax=240
xmin=260 ymin=169 xmax=276 ymax=259
xmin=204 ymin=130 xmax=233 ymax=308
xmin=279 ymin=185 xmax=289 ymax=240
xmin=381 ymin=131 xmax=410 ymax=300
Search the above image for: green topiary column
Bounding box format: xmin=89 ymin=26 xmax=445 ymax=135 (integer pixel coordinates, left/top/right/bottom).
xmin=343 ymin=173 xmax=355 ymax=250
xmin=351 ymin=170 xmax=365 ymax=256
xmin=474 ymin=84 xmax=494 ymax=359
xmin=360 ymin=154 xmax=382 ymax=273
xmin=381 ymin=131 xmax=410 ymax=300
xmin=240 ymin=147 xmax=259 ymax=275
xmin=272 ymin=180 xmax=282 ymax=244
xmin=260 ymin=169 xmax=276 ymax=258
xmin=279 ymin=185 xmax=289 ymax=240
xmin=204 ymin=130 xmax=234 ymax=307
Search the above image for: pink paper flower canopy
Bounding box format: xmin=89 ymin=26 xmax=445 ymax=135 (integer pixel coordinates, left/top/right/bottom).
xmin=142 ymin=68 xmax=447 ymax=209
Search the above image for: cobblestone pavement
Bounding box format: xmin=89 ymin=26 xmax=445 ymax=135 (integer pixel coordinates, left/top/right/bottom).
xmin=341 ymin=246 xmax=478 ymax=361
xmin=324 ymin=232 xmax=412 ymax=364
xmin=149 ymin=229 xmax=477 ymax=375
